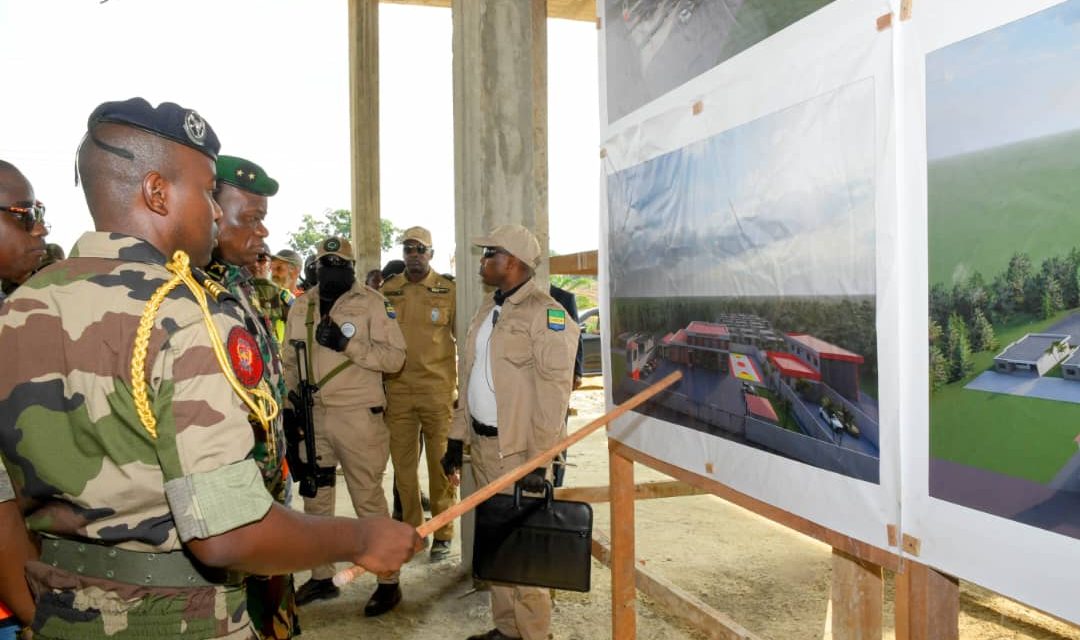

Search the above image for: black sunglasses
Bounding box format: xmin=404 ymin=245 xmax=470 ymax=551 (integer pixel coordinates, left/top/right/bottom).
xmin=255 ymin=254 xmax=270 ymax=263
xmin=403 ymin=243 xmax=428 ymax=255
xmin=482 ymin=246 xmax=508 ymax=259
xmin=319 ymin=255 xmax=353 ymax=269
xmin=0 ymin=201 xmax=46 ymax=232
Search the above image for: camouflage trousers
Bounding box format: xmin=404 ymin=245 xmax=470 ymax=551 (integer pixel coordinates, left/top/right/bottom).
xmin=246 ymin=574 xmax=299 ymax=639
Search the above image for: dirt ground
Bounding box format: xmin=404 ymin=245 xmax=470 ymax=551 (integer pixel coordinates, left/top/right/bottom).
xmin=295 ymin=378 xmax=1080 ymax=639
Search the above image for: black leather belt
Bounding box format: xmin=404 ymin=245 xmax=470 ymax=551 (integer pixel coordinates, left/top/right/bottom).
xmin=471 ymin=417 xmax=498 ymax=437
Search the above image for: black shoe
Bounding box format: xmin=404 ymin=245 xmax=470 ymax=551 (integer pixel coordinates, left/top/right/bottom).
xmin=295 ymin=578 xmax=340 ymax=606
xmin=421 ymin=492 xmax=431 ymax=512
xmin=430 ymin=539 xmax=451 ymax=561
xmin=363 ymin=582 xmax=402 ymax=617
xmin=466 ymin=629 xmax=521 ymax=640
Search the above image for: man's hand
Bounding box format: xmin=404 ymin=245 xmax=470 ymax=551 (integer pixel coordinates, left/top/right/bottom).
xmin=351 ymin=517 xmax=422 ymax=577
xmin=517 ymin=467 xmax=547 ymax=494
xmin=315 ymin=318 xmax=349 ymax=352
xmin=441 ymin=439 xmax=463 ymax=479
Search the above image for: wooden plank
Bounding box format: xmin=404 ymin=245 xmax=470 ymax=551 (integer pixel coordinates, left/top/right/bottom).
xmin=609 ymin=441 xmax=900 ymax=570
xmin=550 ymin=249 xmax=598 ymax=275
xmin=831 ymin=548 xmax=883 ymax=640
xmin=609 ymin=443 xmax=636 ymax=639
xmin=593 ymin=529 xmax=762 ymax=640
xmin=895 ymin=561 xmax=959 ymax=640
xmin=554 ymin=480 xmax=704 ymax=503
xmin=876 ymin=13 xmax=892 ymax=31
xmin=380 ymin=0 xmax=597 ymax=22
xmin=900 ymin=0 xmax=913 ymax=21
xmin=348 ymin=0 xmax=382 ymax=273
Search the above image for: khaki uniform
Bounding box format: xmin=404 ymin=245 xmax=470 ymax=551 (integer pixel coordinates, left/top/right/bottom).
xmin=382 ymin=271 xmax=457 ymax=540
xmin=450 ymin=279 xmax=579 ymax=640
xmin=283 ymin=281 xmax=406 ymax=582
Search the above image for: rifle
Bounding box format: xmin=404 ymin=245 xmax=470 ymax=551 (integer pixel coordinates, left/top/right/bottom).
xmin=285 ymin=339 xmax=320 ymax=499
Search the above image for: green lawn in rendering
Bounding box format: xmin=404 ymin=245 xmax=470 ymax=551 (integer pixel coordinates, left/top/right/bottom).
xmin=928 ymin=128 xmax=1080 ymax=286
xmin=930 ymin=310 xmax=1080 ymax=484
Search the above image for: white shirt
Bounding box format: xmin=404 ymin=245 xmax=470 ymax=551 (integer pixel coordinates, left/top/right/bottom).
xmin=467 ymin=305 xmax=500 ymax=427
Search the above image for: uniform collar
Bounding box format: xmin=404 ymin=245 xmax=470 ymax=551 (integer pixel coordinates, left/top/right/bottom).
xmin=206 ymin=257 xmax=253 ymax=288
xmin=495 ymin=277 xmax=534 ymax=306
xmin=69 ymin=232 xmax=169 ymax=264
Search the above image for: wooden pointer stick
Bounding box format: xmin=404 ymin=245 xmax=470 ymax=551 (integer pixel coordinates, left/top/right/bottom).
xmin=333 ymin=370 xmax=682 ymax=587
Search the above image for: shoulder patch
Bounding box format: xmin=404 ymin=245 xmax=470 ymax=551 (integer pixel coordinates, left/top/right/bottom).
xmin=384 ymin=300 xmax=397 ymax=319
xmin=227 ymin=326 xmax=264 ymax=387
xmin=547 ymin=308 xmax=566 ymax=331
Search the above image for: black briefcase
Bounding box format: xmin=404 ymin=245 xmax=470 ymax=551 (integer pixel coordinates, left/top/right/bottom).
xmin=473 ymin=481 xmax=593 ymax=592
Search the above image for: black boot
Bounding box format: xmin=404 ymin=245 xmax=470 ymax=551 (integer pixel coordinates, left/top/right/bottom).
xmin=294 ymin=578 xmax=340 ymax=606
xmin=364 ymin=582 xmax=402 ymax=617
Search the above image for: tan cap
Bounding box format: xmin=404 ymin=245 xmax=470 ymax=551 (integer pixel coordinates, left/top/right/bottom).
xmin=315 ymin=236 xmax=354 ymax=261
xmin=472 ymin=224 xmax=541 ymax=268
xmin=400 ymin=226 xmax=432 ymax=247
xmin=272 ymin=248 xmax=303 ymax=269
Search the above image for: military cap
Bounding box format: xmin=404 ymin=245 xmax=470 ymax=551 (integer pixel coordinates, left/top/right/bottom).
xmin=400 ymin=226 xmax=432 ymax=247
xmin=272 ymin=249 xmax=303 ymax=269
xmin=216 ymin=155 xmax=279 ymax=196
xmin=316 ymin=236 xmax=354 ymax=262
xmin=473 ymin=224 xmax=541 ymax=269
xmin=87 ymin=97 xmax=220 ymax=159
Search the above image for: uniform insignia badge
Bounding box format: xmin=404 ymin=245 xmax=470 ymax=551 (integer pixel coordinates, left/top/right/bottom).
xmin=547 ymin=308 xmax=566 ymax=331
xmin=431 ymin=307 xmax=440 ymax=323
xmin=183 ymin=110 xmax=207 ymax=145
xmin=341 ymin=322 xmax=357 ymax=338
xmin=385 ymin=301 xmax=397 ymax=319
xmin=429 ymin=286 xmax=450 ymax=294
xmin=325 ymin=238 xmax=340 ymax=252
xmin=227 ymin=326 xmax=264 ymax=387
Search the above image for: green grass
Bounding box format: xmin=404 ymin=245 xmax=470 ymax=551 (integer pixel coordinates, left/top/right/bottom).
xmin=757 ymin=388 xmax=800 ymax=432
xmin=928 ymin=128 xmax=1080 ymax=287
xmin=930 ymin=309 xmax=1080 ymax=483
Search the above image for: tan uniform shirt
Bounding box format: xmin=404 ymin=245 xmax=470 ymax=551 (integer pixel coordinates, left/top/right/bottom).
xmin=382 ymin=270 xmax=457 ymax=395
xmin=450 ymin=279 xmax=580 ymax=458
xmin=283 ymin=282 xmax=407 ymax=408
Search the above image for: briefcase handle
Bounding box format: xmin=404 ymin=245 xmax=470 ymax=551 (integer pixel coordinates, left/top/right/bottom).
xmin=513 ymin=480 xmax=554 ymax=510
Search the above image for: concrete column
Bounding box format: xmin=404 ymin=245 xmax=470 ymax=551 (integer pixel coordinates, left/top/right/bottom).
xmin=348 ymin=0 xmax=382 ymax=272
xmin=452 ymin=0 xmax=549 ymax=331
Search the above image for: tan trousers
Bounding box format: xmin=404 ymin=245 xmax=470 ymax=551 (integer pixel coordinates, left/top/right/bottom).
xmin=303 ymin=403 xmax=395 ymax=583
xmin=385 ymin=392 xmax=457 ymax=541
xmin=471 ymin=436 xmax=551 ymax=640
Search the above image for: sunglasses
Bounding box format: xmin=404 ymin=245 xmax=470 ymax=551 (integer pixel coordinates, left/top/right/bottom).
xmin=403 ymin=243 xmax=428 ymax=255
xmin=319 ymin=255 xmax=353 ymax=269
xmin=255 ymin=254 xmax=270 ymax=263
xmin=482 ymin=247 xmax=508 ymax=259
xmin=0 ymin=201 xmax=46 ymax=232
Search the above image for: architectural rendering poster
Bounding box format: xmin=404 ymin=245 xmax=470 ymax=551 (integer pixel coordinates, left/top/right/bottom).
xmin=600 ymin=0 xmax=897 ymax=548
xmin=603 ymin=0 xmax=837 ymax=124
xmin=905 ymin=0 xmax=1080 ymax=623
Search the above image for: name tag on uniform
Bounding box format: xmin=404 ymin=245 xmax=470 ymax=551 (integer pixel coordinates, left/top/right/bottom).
xmin=428 ymin=286 xmax=450 ymax=294
xmin=547 ymin=308 xmax=566 ymax=331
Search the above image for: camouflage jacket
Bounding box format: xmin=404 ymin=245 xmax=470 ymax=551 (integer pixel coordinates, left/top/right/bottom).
xmin=205 ymin=259 xmax=289 ymax=503
xmin=249 ymin=277 xmax=293 ymax=347
xmin=0 ymin=233 xmax=275 ymax=639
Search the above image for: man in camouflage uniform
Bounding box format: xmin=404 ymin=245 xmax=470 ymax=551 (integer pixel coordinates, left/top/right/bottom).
xmin=382 ymin=226 xmax=458 ymax=561
xmin=250 ymin=243 xmax=294 ymax=347
xmin=285 ymin=237 xmax=408 ymax=616
xmin=0 ymin=159 xmax=49 ymax=634
xmin=206 ymin=157 xmax=297 ymax=639
xmin=0 ymin=98 xmax=419 ymax=640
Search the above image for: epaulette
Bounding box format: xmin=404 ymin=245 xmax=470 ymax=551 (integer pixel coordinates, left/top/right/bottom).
xmin=191 ymin=267 xmax=238 ymax=304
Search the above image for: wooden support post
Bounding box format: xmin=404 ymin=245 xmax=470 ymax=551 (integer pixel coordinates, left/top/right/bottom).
xmin=610 ymin=442 xmax=636 ymax=638
xmin=831 ymin=548 xmax=883 ymax=639
xmin=895 ymin=560 xmax=959 ymax=640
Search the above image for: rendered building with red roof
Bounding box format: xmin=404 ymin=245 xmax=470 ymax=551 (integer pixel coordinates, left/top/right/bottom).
xmin=785 ymin=333 xmax=863 ymax=401
xmin=744 ymin=393 xmax=779 ymax=423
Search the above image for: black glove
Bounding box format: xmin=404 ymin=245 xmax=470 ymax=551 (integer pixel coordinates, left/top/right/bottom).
xmin=441 ymin=439 xmax=464 ymax=476
xmin=315 ymin=317 xmax=349 ymax=352
xmin=517 ymin=467 xmax=547 ymax=493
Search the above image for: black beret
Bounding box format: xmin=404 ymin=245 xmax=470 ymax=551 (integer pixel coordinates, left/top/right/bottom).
xmin=87 ymin=97 xmax=221 ymax=160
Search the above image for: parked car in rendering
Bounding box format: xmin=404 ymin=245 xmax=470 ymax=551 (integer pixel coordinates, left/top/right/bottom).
xmin=817 ymin=406 xmax=843 ymax=432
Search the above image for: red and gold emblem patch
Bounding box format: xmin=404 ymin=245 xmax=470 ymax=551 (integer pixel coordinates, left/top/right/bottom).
xmin=227 ymin=326 xmax=264 ymax=388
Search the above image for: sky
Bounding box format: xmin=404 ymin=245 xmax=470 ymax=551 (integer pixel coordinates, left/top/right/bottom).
xmin=926 ymin=0 xmax=1080 ymax=160
xmin=609 ymin=77 xmax=876 ymax=299
xmin=0 ymin=0 xmax=600 ymax=275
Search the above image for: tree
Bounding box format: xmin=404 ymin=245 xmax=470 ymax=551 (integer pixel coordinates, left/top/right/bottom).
xmin=287 ymin=208 xmax=401 ymax=257
xmin=929 ymin=345 xmax=949 ymax=392
xmin=970 ymin=308 xmax=997 ymax=353
xmin=1041 ymin=277 xmax=1063 ymax=320
xmin=947 ymin=313 xmax=974 ymax=382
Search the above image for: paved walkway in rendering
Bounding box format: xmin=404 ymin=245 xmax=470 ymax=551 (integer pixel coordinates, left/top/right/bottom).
xmin=965 ymin=370 xmax=1080 ymax=404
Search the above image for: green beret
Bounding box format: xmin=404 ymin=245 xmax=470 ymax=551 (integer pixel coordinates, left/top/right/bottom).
xmin=216 ymin=155 xmax=279 ymax=196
